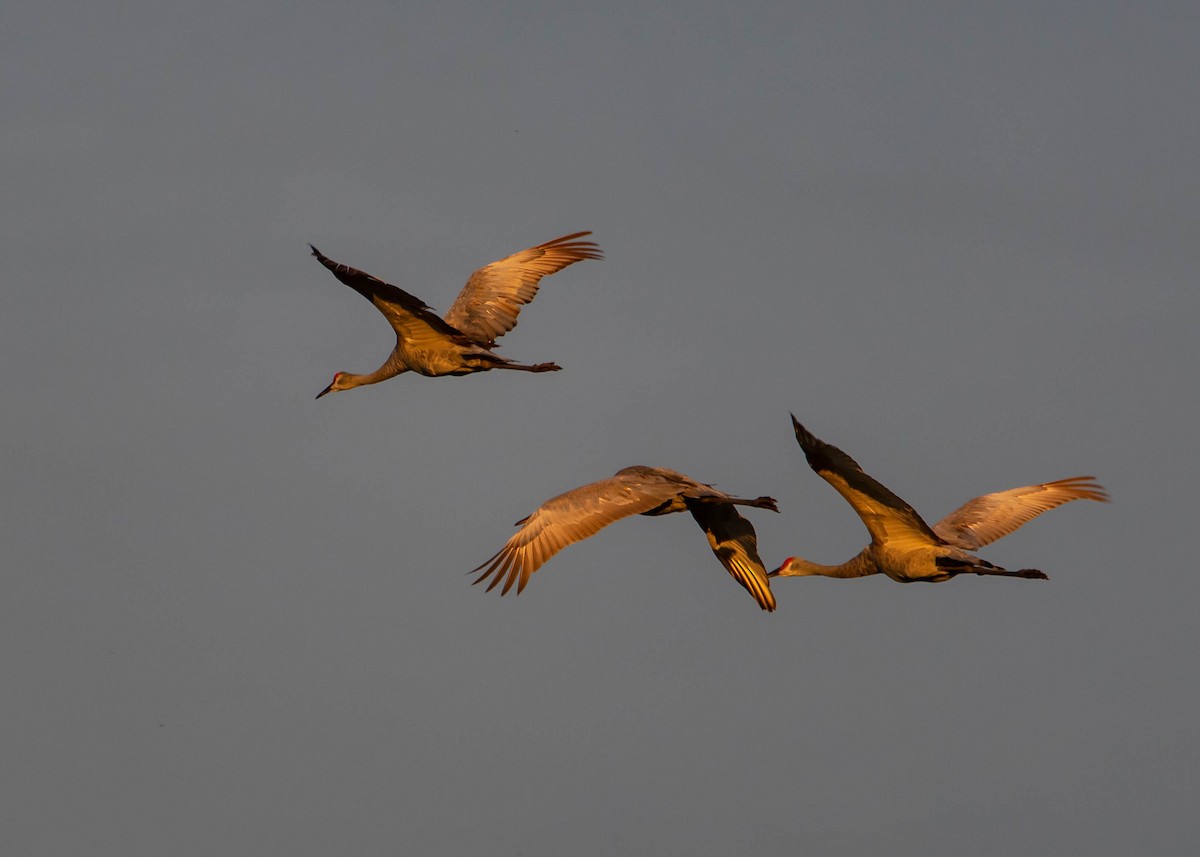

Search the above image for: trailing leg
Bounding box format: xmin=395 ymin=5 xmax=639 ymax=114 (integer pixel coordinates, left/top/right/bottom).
xmin=969 ymin=566 xmax=1049 ymax=580
xmin=491 ymin=359 xmax=562 ymax=372
xmin=938 ymin=554 xmax=1049 ymax=581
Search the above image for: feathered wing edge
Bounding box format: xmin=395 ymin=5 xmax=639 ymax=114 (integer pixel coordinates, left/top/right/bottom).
xmin=932 ymin=476 xmax=1111 ymax=550
xmin=687 ymin=499 xmax=778 ymax=612
xmin=443 ymin=231 xmax=603 ymax=347
xmin=468 ymin=471 xmax=683 ymax=596
xmin=790 ymin=414 xmax=942 ymax=548
xmin=309 ymin=244 xmax=465 ymax=340
xmin=469 ymin=469 xmax=779 ymax=611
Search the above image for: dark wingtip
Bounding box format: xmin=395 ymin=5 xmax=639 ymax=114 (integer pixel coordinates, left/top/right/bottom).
xmin=788 ymin=414 xmax=824 ymax=465
xmin=1019 ymin=568 xmax=1050 ymax=580
xmin=789 ymin=413 xmax=811 ymax=442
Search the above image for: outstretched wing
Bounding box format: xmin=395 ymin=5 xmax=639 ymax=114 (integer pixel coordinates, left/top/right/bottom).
xmin=932 ymin=476 xmax=1110 ymax=550
xmin=686 ymin=502 xmax=777 ymax=612
xmin=471 ymin=468 xmax=684 ymax=596
xmin=790 ymin=415 xmax=942 ymax=550
xmin=443 ymin=231 xmax=602 ymax=347
xmin=310 ymin=245 xmax=464 ymax=343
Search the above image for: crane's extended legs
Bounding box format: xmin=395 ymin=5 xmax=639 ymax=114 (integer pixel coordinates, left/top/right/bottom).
xmin=938 ymin=555 xmax=1049 ymax=581
xmin=969 ymin=567 xmax=1049 ymax=580
xmin=493 ymin=361 xmax=562 ymax=373
xmin=729 ymin=495 xmax=780 ymax=513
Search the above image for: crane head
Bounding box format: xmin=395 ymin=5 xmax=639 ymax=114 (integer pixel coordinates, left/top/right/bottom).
xmin=315 ymin=372 xmax=352 ymax=399
xmin=770 ymin=556 xmax=806 ymax=578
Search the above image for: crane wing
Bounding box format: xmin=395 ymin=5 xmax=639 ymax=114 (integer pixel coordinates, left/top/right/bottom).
xmin=310 ymin=245 xmax=465 ymax=343
xmin=686 ymin=502 xmax=777 ymax=612
xmin=932 ymin=476 xmax=1110 ymax=550
xmin=790 ymin=415 xmax=942 ymax=550
xmin=443 ymin=231 xmax=602 ymax=347
xmin=471 ymin=468 xmax=684 ymax=597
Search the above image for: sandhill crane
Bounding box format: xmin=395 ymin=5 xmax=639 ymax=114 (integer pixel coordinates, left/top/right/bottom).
xmin=309 ymin=231 xmax=601 ymax=397
xmin=471 ymin=466 xmax=780 ymax=611
xmin=771 ymin=415 xmax=1109 ymax=583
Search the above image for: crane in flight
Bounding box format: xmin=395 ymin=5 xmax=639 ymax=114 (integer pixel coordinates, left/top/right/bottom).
xmin=309 ymin=231 xmax=601 ymax=397
xmin=771 ymin=415 xmax=1109 ymax=583
xmin=472 ymin=465 xmax=779 ymax=612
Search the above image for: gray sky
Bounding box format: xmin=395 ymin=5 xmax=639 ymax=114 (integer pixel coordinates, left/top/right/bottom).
xmin=3 ymin=1 xmax=1197 ymax=854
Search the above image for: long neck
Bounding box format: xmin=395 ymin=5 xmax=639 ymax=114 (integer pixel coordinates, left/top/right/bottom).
xmin=778 ymin=551 xmax=878 ymax=579
xmin=346 ymin=355 xmax=407 ymax=389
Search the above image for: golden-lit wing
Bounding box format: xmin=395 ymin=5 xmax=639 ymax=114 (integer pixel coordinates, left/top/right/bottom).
xmin=310 ymin=245 xmax=464 ymax=342
xmin=932 ymin=476 xmax=1110 ymax=550
xmin=443 ymin=231 xmax=602 ymax=346
xmin=686 ymin=502 xmax=777 ymax=612
xmin=790 ymin=415 xmax=942 ymax=550
xmin=471 ymin=467 xmax=685 ymax=597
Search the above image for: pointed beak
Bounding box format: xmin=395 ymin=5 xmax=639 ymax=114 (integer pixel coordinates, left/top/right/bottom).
xmin=315 ymin=383 xmax=334 ymax=399
xmin=767 ymin=562 xmax=785 ymax=578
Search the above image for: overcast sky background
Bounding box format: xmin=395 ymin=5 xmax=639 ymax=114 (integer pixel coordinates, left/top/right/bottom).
xmin=3 ymin=2 xmax=1197 ymax=854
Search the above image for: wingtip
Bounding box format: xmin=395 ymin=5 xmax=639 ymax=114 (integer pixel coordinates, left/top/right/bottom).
xmin=542 ymin=230 xmax=604 ymax=260
xmin=751 ymin=574 xmax=778 ymax=612
xmin=547 ymin=229 xmax=593 ymax=243
xmin=789 ymin=414 xmax=817 ymax=449
xmin=1071 ymin=477 xmax=1112 ymax=503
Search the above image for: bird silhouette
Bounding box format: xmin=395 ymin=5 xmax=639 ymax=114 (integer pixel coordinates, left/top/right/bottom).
xmin=772 ymin=415 xmax=1109 ymax=583
xmin=309 ymin=231 xmax=601 ymax=397
xmin=472 ymin=465 xmax=779 ymax=611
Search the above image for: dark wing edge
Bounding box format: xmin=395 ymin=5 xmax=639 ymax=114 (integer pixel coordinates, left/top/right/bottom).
xmin=309 ymin=245 xmax=464 ymax=338
xmin=687 ymin=501 xmax=777 ymax=612
xmin=790 ymin=414 xmax=941 ymax=545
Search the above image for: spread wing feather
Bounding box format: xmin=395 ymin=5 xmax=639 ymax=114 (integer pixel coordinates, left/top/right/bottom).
xmin=790 ymin=415 xmax=943 ymax=550
xmin=686 ymin=502 xmax=777 ymax=612
xmin=471 ymin=469 xmax=687 ymax=596
xmin=309 ymin=245 xmax=465 ymax=342
xmin=932 ymin=476 xmax=1110 ymax=550
xmin=444 ymin=232 xmax=602 ymax=347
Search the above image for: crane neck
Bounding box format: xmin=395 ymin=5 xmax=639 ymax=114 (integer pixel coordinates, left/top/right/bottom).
xmin=776 ymin=551 xmax=877 ymax=579
xmin=346 ymin=356 xmax=408 ymax=389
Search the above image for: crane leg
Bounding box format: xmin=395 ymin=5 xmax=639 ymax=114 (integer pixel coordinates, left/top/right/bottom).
xmin=492 ymin=360 xmax=562 ymax=373
xmin=966 ymin=566 xmax=1049 ymax=580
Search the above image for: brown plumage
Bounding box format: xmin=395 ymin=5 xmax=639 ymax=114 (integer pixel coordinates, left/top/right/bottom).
xmin=309 ymin=231 xmax=601 ymax=397
xmin=772 ymin=415 xmax=1109 ymax=583
xmin=930 ymin=476 xmax=1110 ymax=551
xmin=471 ymin=465 xmax=779 ymax=611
